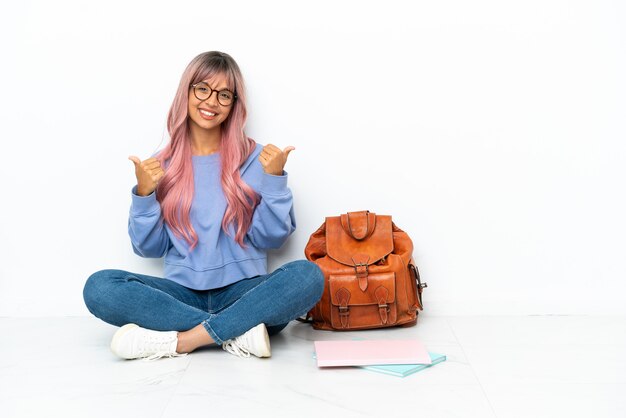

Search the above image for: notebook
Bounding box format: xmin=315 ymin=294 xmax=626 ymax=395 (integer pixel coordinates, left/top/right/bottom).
xmin=314 ymin=339 xmax=431 ymax=367
xmin=361 ymin=352 xmax=447 ymax=377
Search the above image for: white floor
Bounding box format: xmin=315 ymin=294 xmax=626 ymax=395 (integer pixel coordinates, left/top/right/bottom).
xmin=1 ymin=315 xmax=624 ymax=418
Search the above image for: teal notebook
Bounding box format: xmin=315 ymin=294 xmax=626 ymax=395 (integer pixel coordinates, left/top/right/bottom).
xmin=360 ymin=352 xmax=446 ymax=377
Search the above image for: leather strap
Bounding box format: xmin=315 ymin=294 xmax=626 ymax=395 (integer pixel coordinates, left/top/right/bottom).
xmin=295 ymin=313 xmax=313 ymax=323
xmin=409 ymin=263 xmax=427 ymax=311
xmin=352 ymin=253 xmax=370 ymax=291
xmin=375 ymin=286 xmax=389 ymax=324
xmin=336 ymin=288 xmax=351 ymax=328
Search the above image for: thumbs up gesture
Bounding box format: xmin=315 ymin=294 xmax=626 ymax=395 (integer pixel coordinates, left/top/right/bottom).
xmin=259 ymin=144 xmax=295 ymax=176
xmin=128 ymin=156 xmax=165 ymax=196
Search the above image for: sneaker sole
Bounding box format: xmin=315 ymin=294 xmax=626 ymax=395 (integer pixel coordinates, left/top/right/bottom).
xmin=110 ymin=323 xmax=139 ymax=359
xmin=253 ymin=323 xmax=271 ymax=358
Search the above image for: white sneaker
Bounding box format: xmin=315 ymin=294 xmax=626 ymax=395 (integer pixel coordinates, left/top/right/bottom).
xmin=110 ymin=323 xmax=188 ymax=361
xmin=222 ymin=323 xmax=271 ymax=358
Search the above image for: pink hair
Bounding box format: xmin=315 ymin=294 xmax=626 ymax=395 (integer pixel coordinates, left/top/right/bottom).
xmin=155 ymin=51 xmax=259 ymax=250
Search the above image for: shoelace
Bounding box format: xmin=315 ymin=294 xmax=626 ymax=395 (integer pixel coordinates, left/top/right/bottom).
xmin=142 ymin=351 xmax=187 ymax=362
xmin=139 ymin=335 xmax=188 ymax=362
xmin=222 ymin=336 xmax=251 ymax=358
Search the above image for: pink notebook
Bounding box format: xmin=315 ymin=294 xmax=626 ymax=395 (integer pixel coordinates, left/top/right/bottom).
xmin=314 ymin=340 xmax=432 ymax=367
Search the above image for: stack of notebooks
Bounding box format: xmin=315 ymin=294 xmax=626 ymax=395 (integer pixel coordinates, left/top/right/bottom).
xmin=314 ymin=339 xmax=446 ymax=377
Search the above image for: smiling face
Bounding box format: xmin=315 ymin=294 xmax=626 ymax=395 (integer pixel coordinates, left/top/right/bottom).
xmin=187 ymin=73 xmax=234 ymax=132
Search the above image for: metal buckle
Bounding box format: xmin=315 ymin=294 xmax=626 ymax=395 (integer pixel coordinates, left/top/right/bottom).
xmin=354 ymin=262 xmax=368 ymax=278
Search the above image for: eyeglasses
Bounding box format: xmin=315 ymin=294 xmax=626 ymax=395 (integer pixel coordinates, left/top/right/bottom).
xmin=190 ymin=82 xmax=237 ymax=106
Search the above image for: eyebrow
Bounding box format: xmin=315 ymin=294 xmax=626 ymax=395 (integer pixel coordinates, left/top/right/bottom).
xmin=199 ymin=80 xmax=233 ymax=91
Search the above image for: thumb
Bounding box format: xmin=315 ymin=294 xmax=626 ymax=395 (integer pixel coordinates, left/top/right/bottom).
xmin=282 ymin=146 xmax=295 ymax=159
xmin=128 ymin=155 xmax=141 ymax=167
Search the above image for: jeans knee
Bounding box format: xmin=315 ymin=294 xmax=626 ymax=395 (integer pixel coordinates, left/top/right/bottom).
xmin=83 ymin=269 xmax=119 ymax=314
xmin=289 ymin=260 xmax=324 ymax=303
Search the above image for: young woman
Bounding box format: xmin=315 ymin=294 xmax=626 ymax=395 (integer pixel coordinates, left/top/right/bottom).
xmin=83 ymin=51 xmax=324 ymax=361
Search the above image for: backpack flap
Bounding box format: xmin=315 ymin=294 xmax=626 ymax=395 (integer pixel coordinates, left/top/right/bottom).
xmin=325 ymin=211 xmax=394 ymax=268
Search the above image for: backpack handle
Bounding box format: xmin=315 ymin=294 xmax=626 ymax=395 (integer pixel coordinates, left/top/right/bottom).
xmin=341 ymin=210 xmax=376 ymax=240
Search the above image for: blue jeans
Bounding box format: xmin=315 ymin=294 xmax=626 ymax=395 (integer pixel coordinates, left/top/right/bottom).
xmin=83 ymin=260 xmax=324 ymax=345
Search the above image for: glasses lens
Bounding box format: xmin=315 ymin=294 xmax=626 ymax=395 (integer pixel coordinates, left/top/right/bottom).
xmin=194 ymin=84 xmax=210 ymax=101
xmin=217 ymin=90 xmax=234 ymax=106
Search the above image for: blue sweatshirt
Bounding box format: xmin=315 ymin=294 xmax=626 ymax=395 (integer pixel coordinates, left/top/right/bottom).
xmin=128 ymin=143 xmax=296 ymax=290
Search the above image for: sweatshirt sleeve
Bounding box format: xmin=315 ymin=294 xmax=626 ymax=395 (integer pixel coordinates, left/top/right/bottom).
xmin=128 ymin=185 xmax=171 ymax=258
xmin=246 ymin=172 xmax=296 ymax=250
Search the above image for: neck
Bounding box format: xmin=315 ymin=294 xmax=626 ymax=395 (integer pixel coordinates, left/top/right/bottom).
xmin=190 ymin=123 xmax=221 ymax=155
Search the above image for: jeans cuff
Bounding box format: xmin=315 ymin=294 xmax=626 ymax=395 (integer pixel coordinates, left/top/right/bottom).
xmin=201 ymin=317 xmax=224 ymax=345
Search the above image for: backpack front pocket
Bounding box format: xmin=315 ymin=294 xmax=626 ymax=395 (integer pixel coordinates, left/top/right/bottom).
xmin=329 ymin=272 xmax=397 ymax=329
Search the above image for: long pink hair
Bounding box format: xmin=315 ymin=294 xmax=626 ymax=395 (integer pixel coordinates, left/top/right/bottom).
xmin=155 ymin=51 xmax=259 ymax=250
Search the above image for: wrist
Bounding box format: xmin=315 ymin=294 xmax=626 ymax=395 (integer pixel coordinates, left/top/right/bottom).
xmin=265 ymin=168 xmax=284 ymax=176
xmin=136 ymin=186 xmax=153 ymax=197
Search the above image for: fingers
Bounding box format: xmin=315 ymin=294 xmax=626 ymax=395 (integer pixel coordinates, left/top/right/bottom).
xmin=146 ymin=166 xmax=164 ymax=180
xmin=130 ymin=154 xmax=164 ymax=183
xmin=258 ymin=144 xmax=295 ymax=175
xmin=259 ymin=146 xmax=277 ymax=167
xmin=258 ymin=147 xmax=272 ymax=170
xmin=130 ymin=155 xmax=165 ymax=196
xmin=143 ymin=160 xmax=161 ymax=170
xmin=262 ymin=144 xmax=295 ymax=158
xmin=151 ymin=169 xmax=165 ymax=182
xmin=263 ymin=144 xmax=281 ymax=154
xmin=261 ymin=144 xmax=280 ymax=159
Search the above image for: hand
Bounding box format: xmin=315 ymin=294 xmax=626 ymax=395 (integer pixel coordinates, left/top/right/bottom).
xmin=259 ymin=144 xmax=295 ymax=176
xmin=129 ymin=155 xmax=165 ymax=196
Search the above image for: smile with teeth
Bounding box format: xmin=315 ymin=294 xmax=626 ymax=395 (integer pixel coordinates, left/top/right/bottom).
xmin=199 ymin=109 xmax=216 ymax=117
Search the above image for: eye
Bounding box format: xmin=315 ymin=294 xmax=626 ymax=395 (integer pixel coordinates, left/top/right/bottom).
xmin=197 ymin=86 xmax=209 ymax=93
xmin=219 ymin=91 xmax=233 ymax=100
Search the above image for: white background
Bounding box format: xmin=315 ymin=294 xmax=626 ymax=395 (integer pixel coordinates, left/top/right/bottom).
xmin=1 ymin=0 xmax=624 ymax=316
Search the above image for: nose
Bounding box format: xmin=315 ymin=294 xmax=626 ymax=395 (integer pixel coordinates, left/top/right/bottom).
xmin=206 ymin=91 xmax=220 ymax=107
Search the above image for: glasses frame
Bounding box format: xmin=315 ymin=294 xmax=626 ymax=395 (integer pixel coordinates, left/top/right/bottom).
xmin=190 ymin=82 xmax=238 ymax=106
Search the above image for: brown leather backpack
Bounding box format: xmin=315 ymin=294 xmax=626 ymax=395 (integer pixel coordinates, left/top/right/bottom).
xmin=303 ymin=210 xmax=427 ymax=331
